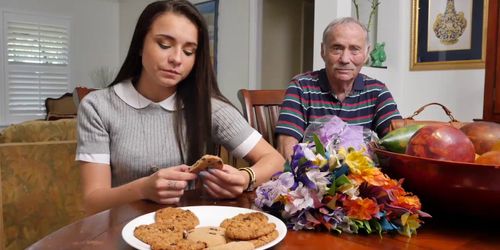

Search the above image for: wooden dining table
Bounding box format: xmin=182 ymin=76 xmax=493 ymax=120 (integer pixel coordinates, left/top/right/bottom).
xmin=28 ymin=190 xmax=500 ymax=250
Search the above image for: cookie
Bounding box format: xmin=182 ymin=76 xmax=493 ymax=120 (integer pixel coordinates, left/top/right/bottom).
xmin=150 ymin=238 xmax=207 ymax=250
xmin=155 ymin=207 xmax=199 ymax=230
xmin=219 ymin=212 xmax=268 ymax=229
xmin=133 ymin=223 xmax=183 ymax=245
xmin=186 ymin=226 xmax=227 ymax=247
xmin=249 ymin=230 xmax=279 ymax=247
xmin=225 ymin=221 xmax=276 ymax=240
xmin=189 ymin=154 xmax=224 ymax=173
xmin=223 ymin=213 xmax=276 ymax=240
xmin=206 ymin=241 xmax=255 ymax=250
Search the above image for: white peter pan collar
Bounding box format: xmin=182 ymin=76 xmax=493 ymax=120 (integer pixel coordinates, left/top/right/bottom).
xmin=113 ymin=80 xmax=177 ymax=111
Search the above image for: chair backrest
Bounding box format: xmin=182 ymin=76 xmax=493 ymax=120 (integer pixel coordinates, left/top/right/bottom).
xmin=44 ymin=93 xmax=77 ymax=120
xmin=238 ymin=89 xmax=286 ymax=148
xmin=74 ymin=86 xmax=98 ymax=102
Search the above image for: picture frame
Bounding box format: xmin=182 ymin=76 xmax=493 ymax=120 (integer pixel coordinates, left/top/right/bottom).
xmin=410 ymin=0 xmax=488 ymax=70
xmin=194 ymin=0 xmax=219 ymax=71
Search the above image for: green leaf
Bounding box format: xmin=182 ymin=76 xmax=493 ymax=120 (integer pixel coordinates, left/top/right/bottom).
xmin=352 ymin=219 xmax=364 ymax=227
xmin=370 ymin=219 xmax=383 ymax=238
xmin=327 ymin=176 xmax=336 ymax=195
xmin=313 ymin=134 xmax=326 ymax=157
xmin=364 ymin=220 xmax=372 ymax=234
xmin=334 ymin=175 xmax=350 ymax=188
xmin=350 ymin=222 xmax=359 ymax=232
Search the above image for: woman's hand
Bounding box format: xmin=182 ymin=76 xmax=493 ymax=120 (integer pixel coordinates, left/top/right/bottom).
xmin=141 ymin=165 xmax=197 ymax=204
xmin=199 ymin=165 xmax=248 ymax=199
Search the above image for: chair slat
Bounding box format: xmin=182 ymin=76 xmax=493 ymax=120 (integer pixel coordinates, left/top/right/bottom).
xmin=237 ymin=89 xmax=286 ymax=148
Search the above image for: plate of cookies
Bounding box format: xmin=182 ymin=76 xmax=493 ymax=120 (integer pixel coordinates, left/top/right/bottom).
xmin=122 ymin=206 xmax=287 ymax=250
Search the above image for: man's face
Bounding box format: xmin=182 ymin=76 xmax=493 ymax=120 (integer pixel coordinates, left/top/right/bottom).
xmin=321 ymin=22 xmax=369 ymax=85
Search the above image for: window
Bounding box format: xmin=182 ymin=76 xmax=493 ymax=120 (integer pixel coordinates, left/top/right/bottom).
xmin=2 ymin=11 xmax=70 ymax=124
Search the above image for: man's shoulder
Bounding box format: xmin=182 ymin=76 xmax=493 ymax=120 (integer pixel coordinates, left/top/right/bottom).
xmin=358 ymin=73 xmax=388 ymax=90
xmin=288 ymin=69 xmax=325 ymax=91
xmin=292 ymin=69 xmax=322 ymax=81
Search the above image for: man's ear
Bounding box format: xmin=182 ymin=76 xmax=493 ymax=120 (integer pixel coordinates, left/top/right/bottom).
xmin=364 ymin=45 xmax=371 ymax=64
xmin=320 ymin=42 xmax=326 ymax=60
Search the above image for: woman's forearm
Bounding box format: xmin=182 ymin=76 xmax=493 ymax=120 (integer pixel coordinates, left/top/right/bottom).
xmin=251 ymin=150 xmax=285 ymax=186
xmin=83 ymin=177 xmax=146 ymax=215
xmin=245 ymin=139 xmax=285 ymax=186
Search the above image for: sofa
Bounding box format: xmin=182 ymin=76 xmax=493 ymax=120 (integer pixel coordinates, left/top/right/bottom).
xmin=0 ymin=119 xmax=85 ymax=250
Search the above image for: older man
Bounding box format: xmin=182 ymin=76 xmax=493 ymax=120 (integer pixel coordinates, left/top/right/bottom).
xmin=276 ymin=17 xmax=401 ymax=160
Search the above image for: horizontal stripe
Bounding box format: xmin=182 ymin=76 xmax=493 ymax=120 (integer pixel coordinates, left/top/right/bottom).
xmin=277 ymin=120 xmax=305 ymax=131
xmin=275 ymin=125 xmax=303 ymax=140
xmin=277 ymin=69 xmax=402 ymax=139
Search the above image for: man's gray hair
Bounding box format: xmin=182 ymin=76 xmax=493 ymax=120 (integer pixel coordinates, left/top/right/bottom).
xmin=322 ymin=17 xmax=369 ymax=45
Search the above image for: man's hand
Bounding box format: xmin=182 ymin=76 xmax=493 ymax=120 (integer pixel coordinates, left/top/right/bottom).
xmin=277 ymin=135 xmax=299 ymax=162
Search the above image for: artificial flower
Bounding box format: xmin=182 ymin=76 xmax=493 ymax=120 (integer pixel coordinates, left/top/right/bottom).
xmin=284 ymin=183 xmax=315 ymax=216
xmin=343 ymin=198 xmax=380 ymax=220
xmin=255 ymin=133 xmax=430 ymax=237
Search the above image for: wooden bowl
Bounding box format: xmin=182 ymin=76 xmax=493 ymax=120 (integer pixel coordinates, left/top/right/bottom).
xmin=372 ymin=147 xmax=500 ymax=217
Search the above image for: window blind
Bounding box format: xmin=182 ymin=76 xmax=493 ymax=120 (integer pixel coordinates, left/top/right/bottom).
xmin=7 ymin=21 xmax=69 ymax=65
xmin=3 ymin=13 xmax=70 ymax=122
xmin=7 ymin=70 xmax=69 ymax=116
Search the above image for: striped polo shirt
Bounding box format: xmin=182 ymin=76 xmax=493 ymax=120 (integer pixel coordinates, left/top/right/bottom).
xmin=276 ymin=69 xmax=401 ymax=141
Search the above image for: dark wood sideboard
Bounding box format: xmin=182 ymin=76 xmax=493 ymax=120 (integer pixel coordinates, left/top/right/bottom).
xmin=483 ymin=0 xmax=500 ymax=122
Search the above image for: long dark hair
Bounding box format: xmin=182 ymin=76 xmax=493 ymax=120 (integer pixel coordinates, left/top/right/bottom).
xmin=110 ymin=0 xmax=228 ymax=164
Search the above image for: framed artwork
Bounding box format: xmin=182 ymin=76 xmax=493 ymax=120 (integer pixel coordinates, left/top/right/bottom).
xmin=410 ymin=0 xmax=488 ymax=70
xmin=194 ymin=0 xmax=219 ymax=71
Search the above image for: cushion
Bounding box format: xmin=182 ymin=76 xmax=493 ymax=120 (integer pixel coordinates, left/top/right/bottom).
xmin=0 ymin=119 xmax=77 ymax=143
xmin=44 ymin=93 xmax=77 ymax=121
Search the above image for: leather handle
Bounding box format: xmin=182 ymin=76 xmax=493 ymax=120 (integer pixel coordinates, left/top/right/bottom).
xmin=407 ymin=102 xmax=458 ymax=122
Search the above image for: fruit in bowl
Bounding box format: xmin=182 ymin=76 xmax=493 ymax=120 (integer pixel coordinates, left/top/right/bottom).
xmin=460 ymin=121 xmax=500 ymax=154
xmin=406 ymin=124 xmax=475 ymax=163
xmin=378 ymin=124 xmax=425 ymax=153
xmin=475 ymin=150 xmax=500 ymax=165
xmin=373 ymin=146 xmax=500 ymax=217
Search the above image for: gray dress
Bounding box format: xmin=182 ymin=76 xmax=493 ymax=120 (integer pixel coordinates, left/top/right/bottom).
xmin=76 ymin=81 xmax=258 ymax=187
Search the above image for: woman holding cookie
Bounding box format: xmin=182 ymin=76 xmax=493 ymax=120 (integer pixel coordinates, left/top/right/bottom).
xmin=76 ymin=0 xmax=285 ymax=214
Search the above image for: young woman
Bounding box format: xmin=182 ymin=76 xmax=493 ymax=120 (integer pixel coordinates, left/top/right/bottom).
xmin=76 ymin=0 xmax=284 ymax=215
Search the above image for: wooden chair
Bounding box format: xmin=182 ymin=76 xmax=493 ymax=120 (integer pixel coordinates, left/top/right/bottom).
xmin=73 ymin=86 xmax=98 ymax=103
xmin=219 ymin=89 xmax=285 ymax=168
xmin=237 ymin=89 xmax=286 ymax=148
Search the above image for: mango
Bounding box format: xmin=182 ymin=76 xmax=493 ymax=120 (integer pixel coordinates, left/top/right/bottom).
xmin=379 ymin=124 xmax=425 ymax=153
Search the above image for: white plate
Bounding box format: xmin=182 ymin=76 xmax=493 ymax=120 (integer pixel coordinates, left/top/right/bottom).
xmin=122 ymin=205 xmax=287 ymax=250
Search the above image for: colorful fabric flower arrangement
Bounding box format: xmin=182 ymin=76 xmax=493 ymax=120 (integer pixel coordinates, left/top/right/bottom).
xmin=255 ymin=117 xmax=430 ymax=237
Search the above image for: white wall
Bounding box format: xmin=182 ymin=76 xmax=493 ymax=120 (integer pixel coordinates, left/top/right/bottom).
xmin=118 ymin=0 xmax=155 ymax=62
xmin=261 ymin=0 xmax=303 ymax=90
xmin=0 ymin=0 xmax=120 ymax=89
xmin=216 ymin=0 xmax=252 ymax=105
xmin=314 ymin=0 xmax=485 ymax=122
